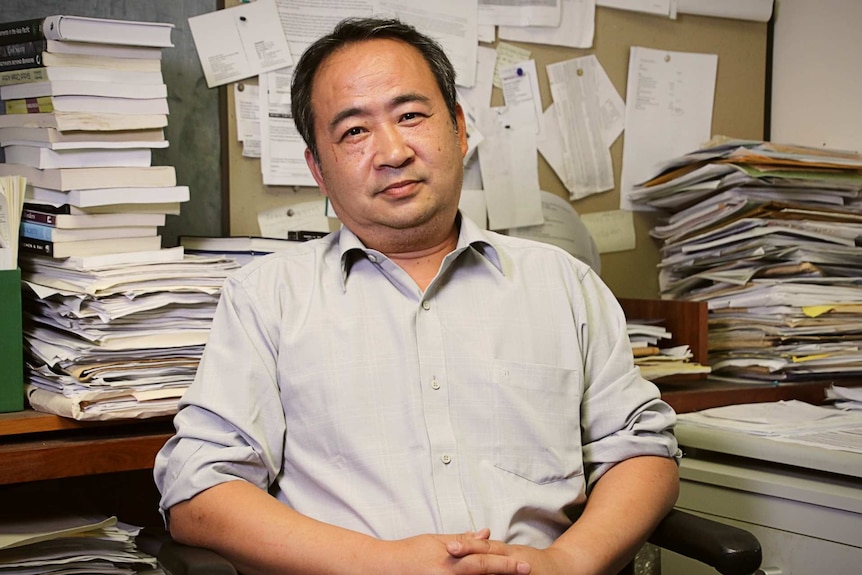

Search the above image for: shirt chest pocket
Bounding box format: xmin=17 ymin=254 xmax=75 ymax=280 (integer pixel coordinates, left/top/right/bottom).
xmin=488 ymin=360 xmax=584 ymax=485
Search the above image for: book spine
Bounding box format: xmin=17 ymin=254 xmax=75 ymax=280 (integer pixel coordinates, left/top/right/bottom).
xmin=19 ymin=236 xmax=53 ymax=256
xmin=0 ymin=18 xmax=47 ymax=47
xmin=0 ymin=39 xmax=48 ymax=59
xmin=286 ymin=230 xmax=329 ymax=241
xmin=3 ymin=97 xmax=54 ymax=115
xmin=23 ymin=201 xmax=72 ymax=215
xmin=0 ymin=67 xmax=48 ymax=86
xmin=20 ymin=221 xmax=54 ymax=241
xmin=21 ymin=209 xmax=56 ymax=226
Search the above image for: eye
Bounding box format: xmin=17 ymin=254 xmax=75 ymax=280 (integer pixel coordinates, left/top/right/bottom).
xmin=400 ymin=111 xmax=426 ymax=123
xmin=344 ymin=126 xmax=364 ymax=138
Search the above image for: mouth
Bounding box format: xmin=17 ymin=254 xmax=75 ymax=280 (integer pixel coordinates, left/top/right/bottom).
xmin=378 ymin=179 xmax=421 ymax=198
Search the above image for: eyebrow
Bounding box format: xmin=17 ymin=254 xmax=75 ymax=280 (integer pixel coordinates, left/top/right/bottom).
xmin=327 ymin=92 xmax=432 ymax=134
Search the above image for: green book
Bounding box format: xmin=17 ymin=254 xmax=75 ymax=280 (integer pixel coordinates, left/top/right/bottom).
xmin=0 ymin=268 xmax=23 ymax=412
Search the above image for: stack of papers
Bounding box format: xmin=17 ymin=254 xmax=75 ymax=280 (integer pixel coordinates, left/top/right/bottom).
xmin=626 ymin=319 xmax=711 ymax=381
xmin=678 ymin=399 xmax=862 ymax=454
xmin=19 ymin=248 xmax=239 ymax=420
xmin=0 ymin=512 xmax=163 ymax=575
xmin=630 ymin=139 xmax=862 ymax=384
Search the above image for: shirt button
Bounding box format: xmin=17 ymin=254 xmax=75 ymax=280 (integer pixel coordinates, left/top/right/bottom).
xmin=368 ymin=254 xmax=378 ymax=263
xmin=431 ymin=379 xmax=441 ymax=390
xmin=422 ymin=301 xmax=431 ymax=310
xmin=441 ymin=454 xmax=452 ymax=464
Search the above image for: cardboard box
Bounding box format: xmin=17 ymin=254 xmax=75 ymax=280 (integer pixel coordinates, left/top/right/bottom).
xmin=0 ymin=268 xmax=24 ymax=412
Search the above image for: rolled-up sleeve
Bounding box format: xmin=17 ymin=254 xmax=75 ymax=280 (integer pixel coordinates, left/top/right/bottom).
xmin=576 ymin=270 xmax=678 ymax=490
xmin=154 ymin=268 xmax=287 ymax=517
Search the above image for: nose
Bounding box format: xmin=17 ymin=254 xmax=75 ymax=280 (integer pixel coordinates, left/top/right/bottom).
xmin=372 ymin=123 xmax=414 ymax=169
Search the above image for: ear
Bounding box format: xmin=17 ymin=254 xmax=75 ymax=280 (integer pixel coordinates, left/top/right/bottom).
xmin=305 ymin=147 xmax=328 ymax=196
xmin=454 ymin=104 xmax=468 ymax=159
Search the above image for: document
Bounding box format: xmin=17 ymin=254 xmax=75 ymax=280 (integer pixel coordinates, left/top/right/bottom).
xmin=493 ymin=42 xmax=532 ymax=89
xmin=547 ymin=55 xmax=615 ymax=199
xmin=479 ymin=0 xmax=562 ymax=27
xmin=507 ymin=190 xmax=601 ymax=271
xmin=580 ymin=209 xmax=636 ymax=253
xmin=234 ymin=82 xmax=261 ymax=158
xmin=189 ymin=0 xmax=293 ymax=88
xmin=377 ymin=0 xmax=478 ymax=88
xmin=457 ymin=45 xmax=497 ymax=115
xmin=257 ymin=199 xmax=331 ymax=237
xmin=499 ymin=0 xmax=595 ymax=49
xmin=499 ymin=60 xmax=543 ymax=134
xmin=596 ymin=0 xmax=670 ymax=17
xmin=259 ymin=68 xmax=316 ymax=187
xmin=620 ymin=46 xmax=717 ymax=210
xmin=477 ymin=107 xmax=544 ymax=230
xmin=274 ymin=0 xmax=373 ymax=57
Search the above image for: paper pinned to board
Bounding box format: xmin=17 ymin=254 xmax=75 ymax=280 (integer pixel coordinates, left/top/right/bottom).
xmin=189 ymin=0 xmax=293 ymax=88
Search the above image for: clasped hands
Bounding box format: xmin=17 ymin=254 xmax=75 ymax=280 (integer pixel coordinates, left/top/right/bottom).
xmin=380 ymin=528 xmax=575 ymax=575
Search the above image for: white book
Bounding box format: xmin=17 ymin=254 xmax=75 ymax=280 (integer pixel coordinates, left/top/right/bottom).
xmin=0 ymin=66 xmax=164 ymax=86
xmin=26 ymin=185 xmax=190 ymax=208
xmin=0 ymin=112 xmax=168 ymax=131
xmin=3 ymin=145 xmax=152 ymax=169
xmin=22 ymin=207 xmax=166 ymax=228
xmin=21 ymin=221 xmax=158 ymax=242
xmin=0 ymin=126 xmax=167 ymax=150
xmin=20 ymin=234 xmax=162 ymax=258
xmin=40 ymin=15 xmax=174 ymax=48
xmin=4 ymin=95 xmax=170 ymax=116
xmin=25 ymin=198 xmax=182 ymax=215
xmin=0 ymin=163 xmax=174 ymax=191
xmin=0 ymin=80 xmax=167 ymax=100
xmin=39 ymin=40 xmax=163 ymax=60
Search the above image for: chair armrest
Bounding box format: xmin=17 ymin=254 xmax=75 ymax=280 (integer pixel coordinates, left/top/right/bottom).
xmin=137 ymin=530 xmax=237 ymax=575
xmin=648 ymin=509 xmax=762 ymax=575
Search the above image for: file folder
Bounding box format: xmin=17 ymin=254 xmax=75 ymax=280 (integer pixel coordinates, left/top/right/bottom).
xmin=0 ymin=268 xmax=24 ymax=412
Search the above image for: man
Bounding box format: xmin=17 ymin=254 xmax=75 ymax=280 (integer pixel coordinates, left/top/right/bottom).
xmin=155 ymin=17 xmax=679 ymax=575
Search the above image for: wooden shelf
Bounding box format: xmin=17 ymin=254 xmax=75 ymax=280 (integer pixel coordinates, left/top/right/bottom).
xmin=0 ymin=409 xmax=174 ymax=486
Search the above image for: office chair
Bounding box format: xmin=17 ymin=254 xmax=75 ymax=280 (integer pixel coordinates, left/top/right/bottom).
xmin=142 ymin=507 xmax=762 ymax=575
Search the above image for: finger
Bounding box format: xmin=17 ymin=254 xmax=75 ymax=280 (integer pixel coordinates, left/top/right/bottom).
xmin=447 ymin=536 xmax=501 ymax=558
xmin=456 ymin=552 xmax=531 ymax=575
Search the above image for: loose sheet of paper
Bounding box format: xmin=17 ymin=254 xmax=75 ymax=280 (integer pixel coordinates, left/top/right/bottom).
xmin=259 ymin=69 xmax=316 ymax=187
xmin=377 ymin=0 xmax=478 ymax=88
xmin=274 ymin=0 xmax=373 ymax=58
xmin=507 ymin=191 xmax=601 ymax=272
xmin=479 ymin=0 xmax=562 ymax=27
xmin=620 ymin=46 xmax=717 ymax=210
xmin=499 ymin=60 xmax=543 ymax=134
xmin=580 ymin=209 xmax=636 ymax=253
xmin=189 ymin=0 xmax=293 ymax=88
xmin=477 ymin=107 xmax=544 ymax=230
xmin=234 ymin=82 xmax=261 ymax=158
xmin=547 ymin=55 xmax=615 ymax=199
xmin=258 ymin=199 xmax=331 ymax=237
xmin=596 ymin=0 xmax=670 ymax=17
xmin=499 ymin=0 xmax=595 ymax=49
xmin=493 ymin=42 xmax=532 ymax=89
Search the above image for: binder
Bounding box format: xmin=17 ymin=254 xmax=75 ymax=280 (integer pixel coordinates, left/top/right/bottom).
xmin=0 ymin=268 xmax=24 ymax=412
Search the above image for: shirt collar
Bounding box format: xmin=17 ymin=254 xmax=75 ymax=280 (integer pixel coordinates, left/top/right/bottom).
xmin=337 ymin=212 xmax=503 ymax=290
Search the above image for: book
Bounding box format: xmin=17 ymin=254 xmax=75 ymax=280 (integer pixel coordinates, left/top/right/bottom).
xmin=0 ymin=175 xmax=25 ymax=270
xmin=24 ymin=199 xmax=182 ymax=216
xmin=26 ymin=185 xmax=189 ymax=208
xmin=0 ymin=79 xmax=167 ymax=100
xmin=0 ymin=163 xmax=175 ymax=191
xmin=3 ymin=145 xmax=152 ymax=169
xmin=2 ymin=95 xmax=170 ymax=116
xmin=0 ymin=111 xmax=168 ymax=131
xmin=20 ymin=220 xmax=158 ymax=242
xmin=0 ymin=65 xmax=164 ymax=86
xmin=0 ymin=126 xmax=167 ymax=149
xmin=22 ymin=207 xmax=165 ymax=228
xmin=181 ymin=234 xmax=328 ymax=252
xmin=0 ymin=16 xmax=174 ymax=48
xmin=19 ymin=233 xmax=162 ymax=257
xmin=0 ymin=38 xmax=162 ymax=66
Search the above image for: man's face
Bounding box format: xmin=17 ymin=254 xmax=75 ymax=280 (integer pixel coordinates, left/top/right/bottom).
xmin=305 ymin=38 xmax=468 ymax=251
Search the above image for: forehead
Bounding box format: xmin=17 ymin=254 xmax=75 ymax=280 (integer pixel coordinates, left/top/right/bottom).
xmin=311 ymin=38 xmax=439 ymax=100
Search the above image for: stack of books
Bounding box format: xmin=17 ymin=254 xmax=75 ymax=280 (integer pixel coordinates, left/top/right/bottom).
xmin=630 ymin=138 xmax=862 ymax=384
xmin=626 ymin=317 xmax=711 ymax=381
xmin=0 ymin=14 xmax=187 ymax=258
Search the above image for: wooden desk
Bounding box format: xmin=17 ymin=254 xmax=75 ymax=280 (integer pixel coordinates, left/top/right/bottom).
xmin=659 ymin=378 xmax=853 ymax=414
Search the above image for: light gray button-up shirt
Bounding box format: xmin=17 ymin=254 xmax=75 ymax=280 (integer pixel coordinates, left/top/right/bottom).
xmin=155 ymin=215 xmax=677 ymax=547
